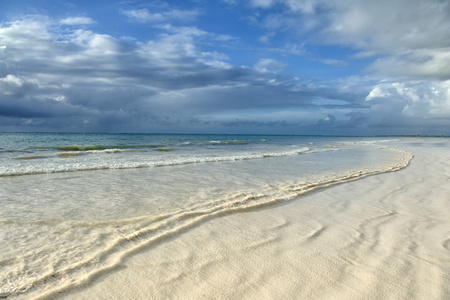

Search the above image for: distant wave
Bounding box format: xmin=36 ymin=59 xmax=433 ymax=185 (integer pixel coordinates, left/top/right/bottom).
xmin=182 ymin=139 xmax=250 ymax=146
xmin=57 ymin=148 xmax=145 ymax=157
xmin=25 ymin=139 xmax=252 ymax=153
xmin=32 ymin=144 xmax=161 ymax=152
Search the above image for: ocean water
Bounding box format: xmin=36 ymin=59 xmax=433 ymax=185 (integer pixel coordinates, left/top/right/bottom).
xmin=0 ymin=133 xmax=413 ymax=299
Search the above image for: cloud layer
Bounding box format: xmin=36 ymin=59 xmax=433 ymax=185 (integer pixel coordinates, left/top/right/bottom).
xmin=0 ymin=0 xmax=449 ymax=135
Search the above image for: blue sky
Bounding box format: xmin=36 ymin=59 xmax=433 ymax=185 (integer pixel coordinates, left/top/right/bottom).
xmin=1 ymin=0 xmax=449 ymax=135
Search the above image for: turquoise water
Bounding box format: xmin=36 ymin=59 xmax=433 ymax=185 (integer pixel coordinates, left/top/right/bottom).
xmin=0 ymin=133 xmax=412 ymax=298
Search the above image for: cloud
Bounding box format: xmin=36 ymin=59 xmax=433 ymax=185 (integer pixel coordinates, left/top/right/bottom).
xmin=0 ymin=75 xmax=24 ymax=96
xmin=121 ymin=9 xmax=165 ymax=23
xmin=60 ymin=17 xmax=94 ymax=25
xmin=250 ymin=0 xmax=449 ymax=52
xmin=0 ymin=74 xmax=23 ymax=88
xmin=369 ymin=48 xmax=450 ymax=80
xmin=366 ymin=80 xmax=450 ymax=119
xmin=356 ymin=80 xmax=450 ymax=134
xmin=0 ymin=18 xmax=53 ymax=52
xmin=321 ymin=0 xmax=450 ymax=52
xmin=121 ymin=8 xmax=200 ymax=23
xmin=254 ymin=58 xmax=287 ymax=73
xmin=316 ymin=114 xmax=337 ymax=127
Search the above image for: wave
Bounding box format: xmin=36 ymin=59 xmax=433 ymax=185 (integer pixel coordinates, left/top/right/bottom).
xmin=57 ymin=148 xmax=145 ymax=157
xmin=0 ymin=147 xmax=310 ymax=177
xmin=32 ymin=144 xmax=162 ymax=152
xmin=15 ymin=139 xmax=251 ymax=156
xmin=182 ymin=139 xmax=250 ymax=146
xmin=28 ymin=139 xmax=252 ymax=153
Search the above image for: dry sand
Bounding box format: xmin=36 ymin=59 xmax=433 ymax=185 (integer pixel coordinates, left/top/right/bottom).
xmin=57 ymin=142 xmax=450 ymax=299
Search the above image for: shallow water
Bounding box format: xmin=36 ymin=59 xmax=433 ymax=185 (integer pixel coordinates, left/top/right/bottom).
xmin=0 ymin=133 xmax=413 ymax=298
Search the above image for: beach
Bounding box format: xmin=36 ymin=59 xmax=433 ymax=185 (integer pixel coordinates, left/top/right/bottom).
xmin=45 ymin=140 xmax=449 ymax=299
xmin=1 ymin=135 xmax=449 ymax=299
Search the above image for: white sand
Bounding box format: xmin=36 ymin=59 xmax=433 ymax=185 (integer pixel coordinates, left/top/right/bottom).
xmin=56 ymin=142 xmax=450 ymax=299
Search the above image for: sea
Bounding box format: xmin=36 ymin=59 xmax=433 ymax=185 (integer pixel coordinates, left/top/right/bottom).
xmin=0 ymin=133 xmax=413 ymax=299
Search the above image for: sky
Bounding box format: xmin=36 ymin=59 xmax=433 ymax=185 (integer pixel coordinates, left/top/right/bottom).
xmin=0 ymin=0 xmax=449 ymax=135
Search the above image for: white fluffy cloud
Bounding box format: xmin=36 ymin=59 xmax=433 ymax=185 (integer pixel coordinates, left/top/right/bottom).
xmin=362 ymin=80 xmax=450 ymax=134
xmin=0 ymin=75 xmax=25 ymax=96
xmin=366 ymin=81 xmax=450 ymax=118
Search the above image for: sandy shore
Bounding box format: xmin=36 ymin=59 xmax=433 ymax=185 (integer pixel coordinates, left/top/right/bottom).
xmin=56 ymin=141 xmax=450 ymax=299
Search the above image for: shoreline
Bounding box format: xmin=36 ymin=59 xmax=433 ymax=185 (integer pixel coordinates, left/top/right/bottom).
xmin=38 ymin=141 xmax=450 ymax=299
